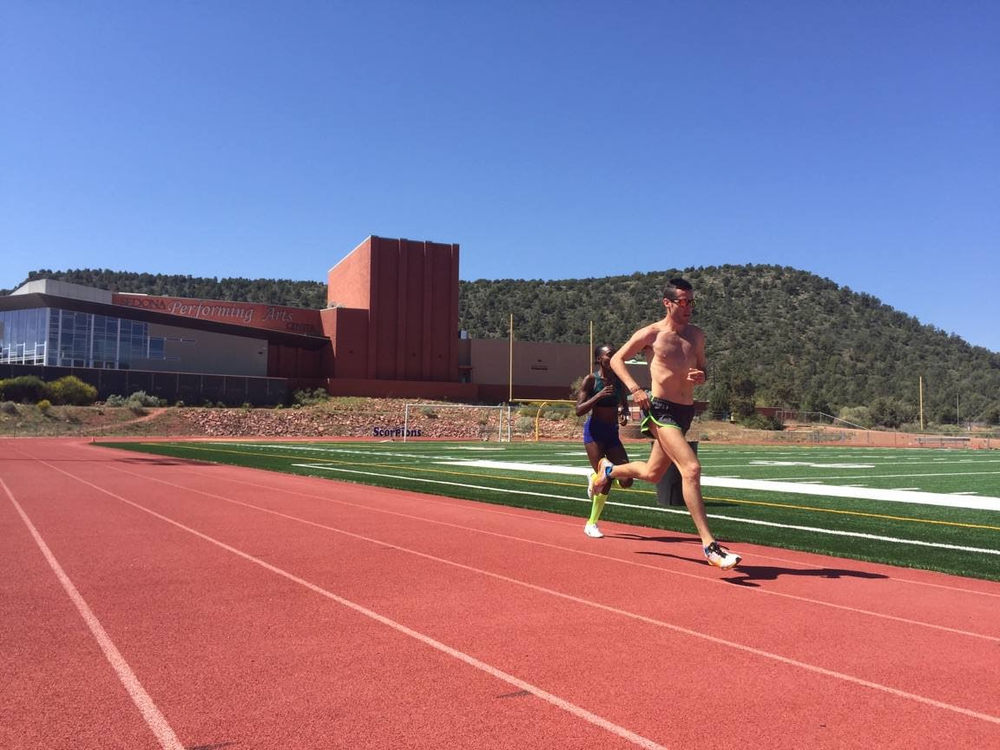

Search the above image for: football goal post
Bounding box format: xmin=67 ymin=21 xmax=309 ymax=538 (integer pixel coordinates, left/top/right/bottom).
xmin=402 ymin=402 xmax=508 ymax=442
xmin=507 ymin=399 xmax=578 ymax=442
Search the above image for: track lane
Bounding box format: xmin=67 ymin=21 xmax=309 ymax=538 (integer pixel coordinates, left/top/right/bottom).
xmin=2 ymin=442 xmax=666 ymax=749
xmin=4 ymin=439 xmax=1000 ymax=749
xmin=94 ymin=455 xmax=1000 ymax=719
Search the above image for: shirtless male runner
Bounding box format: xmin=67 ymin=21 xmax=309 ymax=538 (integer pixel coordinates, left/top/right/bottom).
xmin=588 ymin=277 xmax=742 ymax=570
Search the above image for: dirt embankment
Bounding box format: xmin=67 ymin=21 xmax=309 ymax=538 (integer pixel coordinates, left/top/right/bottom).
xmin=690 ymin=421 xmax=995 ymax=449
xmin=1 ymin=399 xmax=995 ymax=448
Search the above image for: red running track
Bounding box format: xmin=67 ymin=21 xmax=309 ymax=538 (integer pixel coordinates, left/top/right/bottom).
xmin=2 ymin=438 xmax=999 ymax=749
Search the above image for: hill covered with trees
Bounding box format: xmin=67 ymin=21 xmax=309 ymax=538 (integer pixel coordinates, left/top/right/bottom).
xmin=460 ymin=265 xmax=1000 ymax=426
xmin=4 ymin=265 xmax=998 ymax=425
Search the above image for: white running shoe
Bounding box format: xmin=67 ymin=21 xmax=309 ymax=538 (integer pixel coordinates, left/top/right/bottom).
xmin=584 ymin=523 xmax=604 ymax=538
xmin=704 ymin=541 xmax=741 ymax=570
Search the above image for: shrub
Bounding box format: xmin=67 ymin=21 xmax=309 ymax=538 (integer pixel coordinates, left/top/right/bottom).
xmin=514 ymin=416 xmax=535 ymax=434
xmin=707 ymin=382 xmax=731 ymax=420
xmin=292 ymin=387 xmax=329 ymax=406
xmin=1 ymin=401 xmax=19 ymax=415
xmin=37 ymin=399 xmax=52 ymax=414
xmin=738 ymin=413 xmax=784 ymax=431
xmin=838 ymin=406 xmax=873 ymax=429
xmin=105 ymin=391 xmax=164 ymax=408
xmin=46 ymin=376 xmax=98 ymax=406
xmin=0 ymin=375 xmax=47 ymax=403
xmin=126 ymin=390 xmax=165 ymax=407
xmin=869 ymin=397 xmax=916 ymax=429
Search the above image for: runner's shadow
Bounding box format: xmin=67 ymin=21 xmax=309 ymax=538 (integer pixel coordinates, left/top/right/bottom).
xmin=634 ymin=549 xmax=889 ymax=587
xmin=719 ymin=564 xmax=888 ymax=588
xmin=612 ymin=533 xmax=692 ymax=545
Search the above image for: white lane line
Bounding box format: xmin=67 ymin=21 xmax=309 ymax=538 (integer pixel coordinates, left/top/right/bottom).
xmin=139 ymin=464 xmax=1000 ymax=643
xmin=31 ymin=464 xmax=668 ymax=750
xmin=78 ymin=463 xmax=1000 ymax=727
xmin=1 ymin=478 xmax=185 ymax=750
xmin=201 ymin=464 xmax=1000 ymax=601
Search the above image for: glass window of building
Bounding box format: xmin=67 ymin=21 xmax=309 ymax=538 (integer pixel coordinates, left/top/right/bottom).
xmin=1 ymin=307 xmax=167 ymax=369
xmin=0 ymin=308 xmax=48 ymax=365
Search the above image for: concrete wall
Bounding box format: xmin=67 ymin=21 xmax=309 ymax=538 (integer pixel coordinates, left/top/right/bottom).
xmin=145 ymin=322 xmax=268 ymax=376
xmin=467 ymin=339 xmax=652 ymax=402
xmin=12 ymin=279 xmax=113 ymax=303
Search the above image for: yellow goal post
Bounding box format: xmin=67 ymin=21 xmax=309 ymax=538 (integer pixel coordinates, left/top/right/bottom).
xmin=507 ymin=398 xmax=578 ymax=442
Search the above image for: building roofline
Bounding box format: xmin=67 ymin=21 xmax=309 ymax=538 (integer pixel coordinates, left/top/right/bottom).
xmin=0 ymin=293 xmax=329 ymax=349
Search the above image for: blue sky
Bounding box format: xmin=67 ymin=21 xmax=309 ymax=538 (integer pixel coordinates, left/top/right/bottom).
xmin=2 ymin=2 xmax=998 ymax=351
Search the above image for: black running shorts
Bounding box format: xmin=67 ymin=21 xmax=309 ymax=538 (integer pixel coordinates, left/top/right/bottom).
xmin=639 ymin=397 xmax=695 ymax=438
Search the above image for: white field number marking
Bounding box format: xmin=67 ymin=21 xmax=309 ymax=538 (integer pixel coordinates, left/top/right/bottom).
xmin=749 ymin=461 xmax=876 ymax=469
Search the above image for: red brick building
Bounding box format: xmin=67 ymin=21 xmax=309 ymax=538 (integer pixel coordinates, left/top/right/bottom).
xmin=1 ymin=235 xmax=648 ymax=405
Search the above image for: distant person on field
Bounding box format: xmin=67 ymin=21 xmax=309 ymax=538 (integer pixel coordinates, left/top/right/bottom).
xmin=589 ymin=278 xmax=742 ymax=570
xmin=576 ymin=344 xmax=633 ymax=538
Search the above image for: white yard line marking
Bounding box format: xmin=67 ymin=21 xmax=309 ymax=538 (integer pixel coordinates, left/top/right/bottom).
xmin=749 ymin=461 xmax=876 ymax=469
xmin=435 ymin=460 xmax=1000 ymax=512
xmin=2 ymin=478 xmax=185 ymax=750
xmin=292 ymin=465 xmax=1000 ymax=557
xmin=768 ymin=470 xmax=1000 ymax=483
xmin=705 ymin=476 xmax=1000 ymax=511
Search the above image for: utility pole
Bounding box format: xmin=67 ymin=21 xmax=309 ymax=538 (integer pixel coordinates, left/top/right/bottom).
xmin=508 ymin=314 xmax=513 ymax=403
xmin=919 ymin=376 xmax=924 ymax=430
xmin=589 ymin=320 xmax=593 ymax=373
